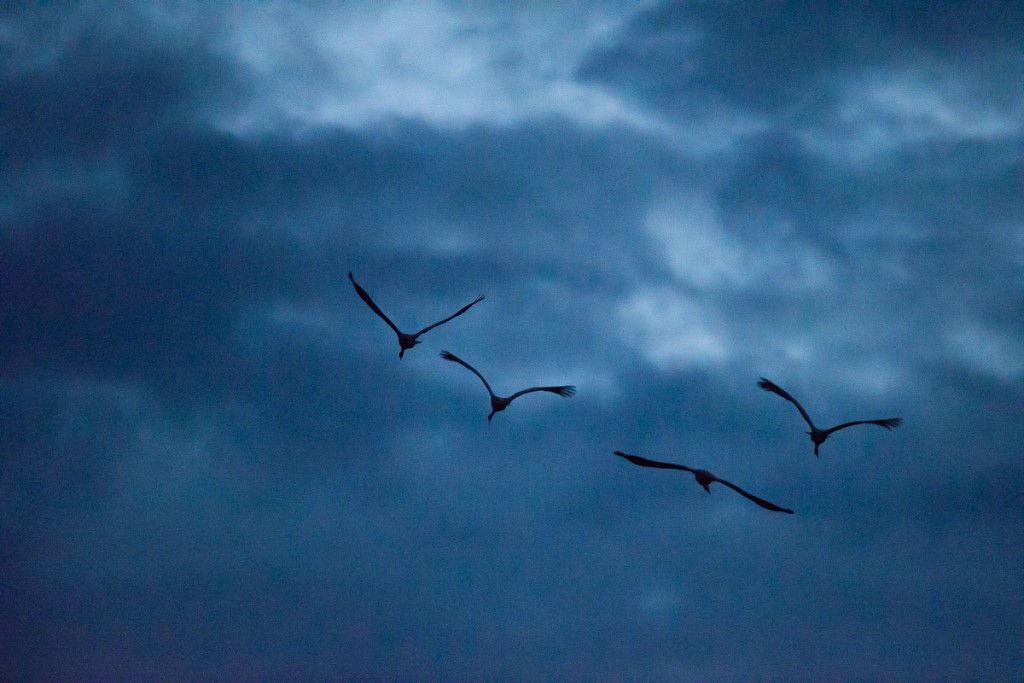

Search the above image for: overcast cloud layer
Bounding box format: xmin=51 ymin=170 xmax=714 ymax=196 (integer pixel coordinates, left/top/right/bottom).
xmin=2 ymin=2 xmax=1022 ymax=679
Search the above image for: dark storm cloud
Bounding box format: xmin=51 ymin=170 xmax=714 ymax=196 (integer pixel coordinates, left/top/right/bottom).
xmin=578 ymin=1 xmax=1024 ymax=114
xmin=708 ymin=127 xmax=1023 ymax=341
xmin=0 ymin=5 xmax=243 ymax=162
xmin=2 ymin=1 xmax=1022 ymax=680
xmin=2 ymin=213 xmax=282 ymax=380
xmin=1 ymin=113 xmax=668 ymax=407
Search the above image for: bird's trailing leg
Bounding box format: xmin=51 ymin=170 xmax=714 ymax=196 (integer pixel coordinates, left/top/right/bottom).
xmin=397 ymin=335 xmax=420 ymax=358
xmin=694 ymin=470 xmax=714 ymax=492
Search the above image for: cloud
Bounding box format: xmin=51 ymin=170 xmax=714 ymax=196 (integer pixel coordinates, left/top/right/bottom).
xmin=945 ymin=321 xmax=1024 ymax=382
xmin=207 ymin=2 xmax=659 ymax=134
xmin=2 ymin=1 xmax=1022 ymax=679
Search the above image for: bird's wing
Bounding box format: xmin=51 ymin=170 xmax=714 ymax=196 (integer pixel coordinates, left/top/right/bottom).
xmin=349 ymin=272 xmax=401 ymax=335
xmin=612 ymin=451 xmax=695 ymax=474
xmin=824 ymin=417 xmax=903 ymax=435
xmin=713 ymin=476 xmax=794 ymax=514
xmin=440 ymin=350 xmax=495 ymax=396
xmin=508 ymin=385 xmax=576 ymax=401
xmin=415 ymin=295 xmax=485 ymax=336
xmin=758 ymin=377 xmax=815 ymax=429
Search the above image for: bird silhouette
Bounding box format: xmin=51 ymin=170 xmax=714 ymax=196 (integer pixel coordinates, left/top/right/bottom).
xmin=757 ymin=377 xmax=902 ymax=456
xmin=613 ymin=451 xmax=794 ymax=514
xmin=349 ymin=272 xmax=484 ymax=358
xmin=440 ymin=350 xmax=575 ymax=422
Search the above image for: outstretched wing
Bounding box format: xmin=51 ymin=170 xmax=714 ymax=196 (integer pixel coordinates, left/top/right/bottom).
xmin=824 ymin=417 xmax=902 ymax=435
xmin=612 ymin=451 xmax=694 ymax=474
xmin=440 ymin=350 xmax=495 ymax=396
xmin=508 ymin=385 xmax=576 ymax=401
xmin=713 ymin=476 xmax=794 ymax=514
xmin=758 ymin=377 xmax=815 ymax=429
xmin=415 ymin=295 xmax=485 ymax=336
xmin=349 ymin=272 xmax=401 ymax=335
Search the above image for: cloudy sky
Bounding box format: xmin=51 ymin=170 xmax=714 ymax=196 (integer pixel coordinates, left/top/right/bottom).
xmin=2 ymin=1 xmax=1022 ymax=679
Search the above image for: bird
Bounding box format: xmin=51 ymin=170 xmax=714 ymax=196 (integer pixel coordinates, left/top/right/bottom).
xmin=440 ymin=350 xmax=575 ymax=422
xmin=612 ymin=451 xmax=794 ymax=514
xmin=348 ymin=272 xmax=484 ymax=358
xmin=757 ymin=377 xmax=902 ymax=456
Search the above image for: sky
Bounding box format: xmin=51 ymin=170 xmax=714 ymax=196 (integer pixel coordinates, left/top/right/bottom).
xmin=2 ymin=1 xmax=1022 ymax=679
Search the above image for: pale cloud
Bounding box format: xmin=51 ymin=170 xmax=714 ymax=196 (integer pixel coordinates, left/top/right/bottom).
xmin=263 ymin=302 xmax=340 ymax=336
xmin=211 ymin=1 xmax=662 ymax=134
xmin=801 ymin=64 xmax=1024 ymax=164
xmin=206 ymin=0 xmax=766 ymax=154
xmin=638 ymin=583 xmax=682 ymax=616
xmin=831 ymin=356 xmax=916 ymax=398
xmin=154 ymin=0 xmax=781 ymax=162
xmin=645 ymin=196 xmax=835 ymax=291
xmin=616 ymin=287 xmax=729 ymax=370
xmin=945 ymin=322 xmax=1024 ymax=382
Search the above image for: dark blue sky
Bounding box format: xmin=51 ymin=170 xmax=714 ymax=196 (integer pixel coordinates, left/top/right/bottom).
xmin=2 ymin=2 xmax=1022 ymax=679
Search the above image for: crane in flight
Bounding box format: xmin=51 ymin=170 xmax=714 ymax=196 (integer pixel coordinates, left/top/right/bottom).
xmin=440 ymin=350 xmax=575 ymax=422
xmin=349 ymin=272 xmax=484 ymax=358
xmin=757 ymin=377 xmax=902 ymax=456
xmin=613 ymin=451 xmax=794 ymax=514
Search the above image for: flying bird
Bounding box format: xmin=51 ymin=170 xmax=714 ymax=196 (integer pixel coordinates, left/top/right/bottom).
xmin=440 ymin=350 xmax=575 ymax=422
xmin=757 ymin=377 xmax=902 ymax=456
xmin=349 ymin=272 xmax=484 ymax=358
xmin=612 ymin=451 xmax=794 ymax=514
